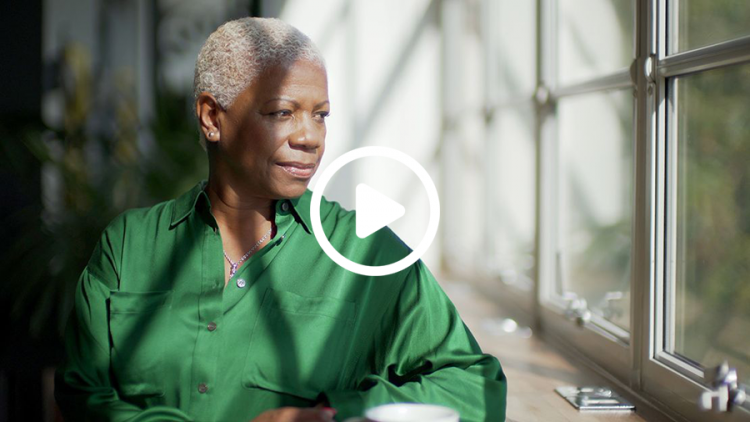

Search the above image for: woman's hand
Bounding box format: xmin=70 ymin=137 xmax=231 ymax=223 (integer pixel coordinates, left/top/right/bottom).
xmin=250 ymin=407 xmax=337 ymax=422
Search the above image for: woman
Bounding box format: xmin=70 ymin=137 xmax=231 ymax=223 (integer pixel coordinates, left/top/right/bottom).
xmin=55 ymin=18 xmax=507 ymax=422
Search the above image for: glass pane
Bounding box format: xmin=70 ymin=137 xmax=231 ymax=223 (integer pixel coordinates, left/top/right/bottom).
xmin=487 ymin=0 xmax=537 ymax=100
xmin=487 ymin=105 xmax=536 ymax=292
xmin=672 ymin=0 xmax=750 ymax=53
xmin=672 ymin=64 xmax=750 ymax=386
xmin=443 ymin=115 xmax=490 ymax=274
xmin=557 ymin=0 xmax=635 ymax=86
xmin=557 ymin=89 xmax=633 ymax=331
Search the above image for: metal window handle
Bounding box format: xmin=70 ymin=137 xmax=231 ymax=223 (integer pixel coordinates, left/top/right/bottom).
xmin=558 ymin=253 xmax=590 ymax=327
xmin=699 ymin=361 xmax=746 ymax=412
xmin=602 ymin=291 xmax=625 ymax=320
xmin=563 ymin=294 xmax=591 ymax=327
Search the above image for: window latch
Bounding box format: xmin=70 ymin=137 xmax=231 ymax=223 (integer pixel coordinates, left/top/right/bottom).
xmin=563 ymin=293 xmax=591 ymax=327
xmin=602 ymin=291 xmax=625 ymax=320
xmin=699 ymin=361 xmax=746 ymax=412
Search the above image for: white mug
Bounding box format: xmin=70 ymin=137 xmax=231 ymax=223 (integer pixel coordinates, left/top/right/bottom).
xmin=343 ymin=403 xmax=460 ymax=422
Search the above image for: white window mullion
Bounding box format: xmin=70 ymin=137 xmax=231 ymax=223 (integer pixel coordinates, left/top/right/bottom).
xmin=552 ymin=69 xmax=633 ymax=99
xmin=659 ymin=35 xmax=750 ymax=78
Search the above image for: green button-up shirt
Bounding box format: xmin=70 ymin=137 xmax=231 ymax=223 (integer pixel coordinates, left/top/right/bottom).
xmin=56 ymin=181 xmax=507 ymax=421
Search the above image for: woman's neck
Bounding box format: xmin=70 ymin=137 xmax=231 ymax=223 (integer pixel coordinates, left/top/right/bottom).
xmin=205 ymin=176 xmax=275 ymax=238
xmin=205 ymin=175 xmax=277 ymax=286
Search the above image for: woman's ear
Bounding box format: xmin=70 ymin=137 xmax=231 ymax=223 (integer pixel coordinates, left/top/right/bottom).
xmin=196 ymin=92 xmax=222 ymax=144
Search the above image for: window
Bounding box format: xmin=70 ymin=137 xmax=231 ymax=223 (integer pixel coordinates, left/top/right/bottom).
xmin=646 ymin=1 xmax=750 ymax=418
xmin=557 ymin=0 xmax=635 ymax=85
xmin=670 ymin=65 xmax=750 ymax=387
xmin=487 ymin=105 xmax=537 ymax=293
xmin=669 ymin=0 xmax=750 ymax=53
xmin=556 ymin=89 xmax=634 ymax=332
xmin=443 ymin=0 xmax=750 ymax=419
xmin=482 ymin=0 xmax=538 ymax=301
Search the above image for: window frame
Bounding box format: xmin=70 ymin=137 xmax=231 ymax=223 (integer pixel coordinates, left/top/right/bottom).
xmin=464 ymin=0 xmax=750 ymax=420
xmin=478 ymin=0 xmax=539 ymax=311
xmin=538 ymin=0 xmax=636 ymax=364
xmin=639 ymin=1 xmax=750 ymax=420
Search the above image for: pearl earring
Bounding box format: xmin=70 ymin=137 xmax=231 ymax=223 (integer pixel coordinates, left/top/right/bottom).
xmin=208 ymin=132 xmax=214 ymax=138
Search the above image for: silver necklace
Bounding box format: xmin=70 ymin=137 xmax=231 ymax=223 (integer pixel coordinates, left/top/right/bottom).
xmin=224 ymin=226 xmax=273 ymax=277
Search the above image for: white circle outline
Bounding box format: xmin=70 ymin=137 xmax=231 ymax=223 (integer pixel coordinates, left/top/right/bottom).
xmin=311 ymin=146 xmax=440 ymax=276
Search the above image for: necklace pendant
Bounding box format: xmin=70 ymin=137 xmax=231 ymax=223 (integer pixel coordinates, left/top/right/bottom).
xmin=230 ymin=263 xmax=238 ymax=277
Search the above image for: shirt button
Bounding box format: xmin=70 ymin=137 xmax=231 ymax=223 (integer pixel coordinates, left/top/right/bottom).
xmin=237 ymin=278 xmax=246 ymax=288
xmin=207 ymin=322 xmax=217 ymax=332
xmin=198 ymin=383 xmax=208 ymax=393
xmin=280 ymin=201 xmax=290 ymax=212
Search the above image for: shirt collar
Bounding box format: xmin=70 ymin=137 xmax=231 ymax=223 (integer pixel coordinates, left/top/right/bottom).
xmin=170 ymin=180 xmax=313 ymax=233
xmin=287 ymin=190 xmax=313 ymax=233
xmin=170 ymin=180 xmax=209 ymax=228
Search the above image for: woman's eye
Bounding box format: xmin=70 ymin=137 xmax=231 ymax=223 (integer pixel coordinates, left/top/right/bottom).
xmin=271 ymin=110 xmax=292 ymax=118
xmin=316 ymin=111 xmax=330 ymax=120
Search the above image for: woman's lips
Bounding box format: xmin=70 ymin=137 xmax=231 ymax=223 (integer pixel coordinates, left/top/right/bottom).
xmin=276 ymin=162 xmax=316 ymax=179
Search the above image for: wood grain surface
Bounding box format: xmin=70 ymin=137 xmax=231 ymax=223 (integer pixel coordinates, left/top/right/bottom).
xmin=439 ymin=278 xmax=647 ymax=422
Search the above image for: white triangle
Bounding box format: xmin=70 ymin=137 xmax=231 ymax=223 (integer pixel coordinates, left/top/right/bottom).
xmin=355 ymin=183 xmax=406 ymax=239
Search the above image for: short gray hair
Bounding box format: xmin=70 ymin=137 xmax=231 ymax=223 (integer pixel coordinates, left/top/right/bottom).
xmin=193 ymin=17 xmax=325 ymax=148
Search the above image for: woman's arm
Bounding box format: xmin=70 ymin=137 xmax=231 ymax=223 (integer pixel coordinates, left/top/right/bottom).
xmin=55 ymin=267 xmax=195 ymax=422
xmin=322 ymin=264 xmax=507 ymax=422
xmin=55 ymin=224 xmax=194 ymax=422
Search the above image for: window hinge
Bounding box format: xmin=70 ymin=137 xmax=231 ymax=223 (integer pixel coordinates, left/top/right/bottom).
xmin=699 ymin=361 xmax=747 ymax=413
xmin=534 ymin=84 xmax=551 ymax=108
xmin=643 ymin=54 xmax=657 ymax=84
xmin=641 ymin=54 xmax=657 ymax=95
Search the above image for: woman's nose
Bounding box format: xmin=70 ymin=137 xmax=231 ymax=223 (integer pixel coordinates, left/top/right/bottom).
xmin=289 ymin=114 xmax=324 ymax=150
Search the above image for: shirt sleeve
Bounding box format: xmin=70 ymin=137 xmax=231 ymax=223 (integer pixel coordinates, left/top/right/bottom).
xmin=323 ymin=263 xmax=508 ymax=422
xmin=55 ymin=225 xmax=194 ymax=422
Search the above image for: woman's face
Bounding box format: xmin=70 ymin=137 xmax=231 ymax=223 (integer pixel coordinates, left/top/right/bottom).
xmin=215 ymin=59 xmax=329 ymax=199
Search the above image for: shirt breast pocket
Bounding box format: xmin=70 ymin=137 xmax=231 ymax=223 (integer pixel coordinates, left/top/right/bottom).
xmin=242 ymin=288 xmax=356 ymax=400
xmin=108 ymin=290 xmax=172 ymax=397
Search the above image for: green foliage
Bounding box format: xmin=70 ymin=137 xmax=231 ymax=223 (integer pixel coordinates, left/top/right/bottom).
xmin=680 ymin=0 xmax=750 ymax=52
xmin=677 ymin=62 xmax=750 ymax=373
xmin=1 ymin=83 xmax=206 ymax=338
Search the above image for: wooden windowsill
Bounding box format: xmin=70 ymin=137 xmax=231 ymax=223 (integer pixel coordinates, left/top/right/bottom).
xmin=438 ymin=277 xmax=647 ymax=422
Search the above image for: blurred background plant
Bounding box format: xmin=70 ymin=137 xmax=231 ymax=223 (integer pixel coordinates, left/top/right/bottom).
xmin=0 ymin=43 xmax=207 ymax=341
xmin=0 ymin=2 xmax=257 ymax=418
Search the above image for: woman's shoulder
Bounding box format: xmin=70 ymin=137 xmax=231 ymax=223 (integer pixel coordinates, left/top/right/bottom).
xmin=106 ymin=180 xmax=208 ymax=236
xmin=317 ymin=194 xmax=354 ymax=223
xmin=100 ymin=199 xmax=175 ymax=241
xmin=85 ymin=200 xmax=175 ymax=284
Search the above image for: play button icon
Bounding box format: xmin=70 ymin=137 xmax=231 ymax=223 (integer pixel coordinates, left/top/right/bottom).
xmin=355 ymin=183 xmax=406 ymax=239
xmin=311 ymin=146 xmax=440 ymax=276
